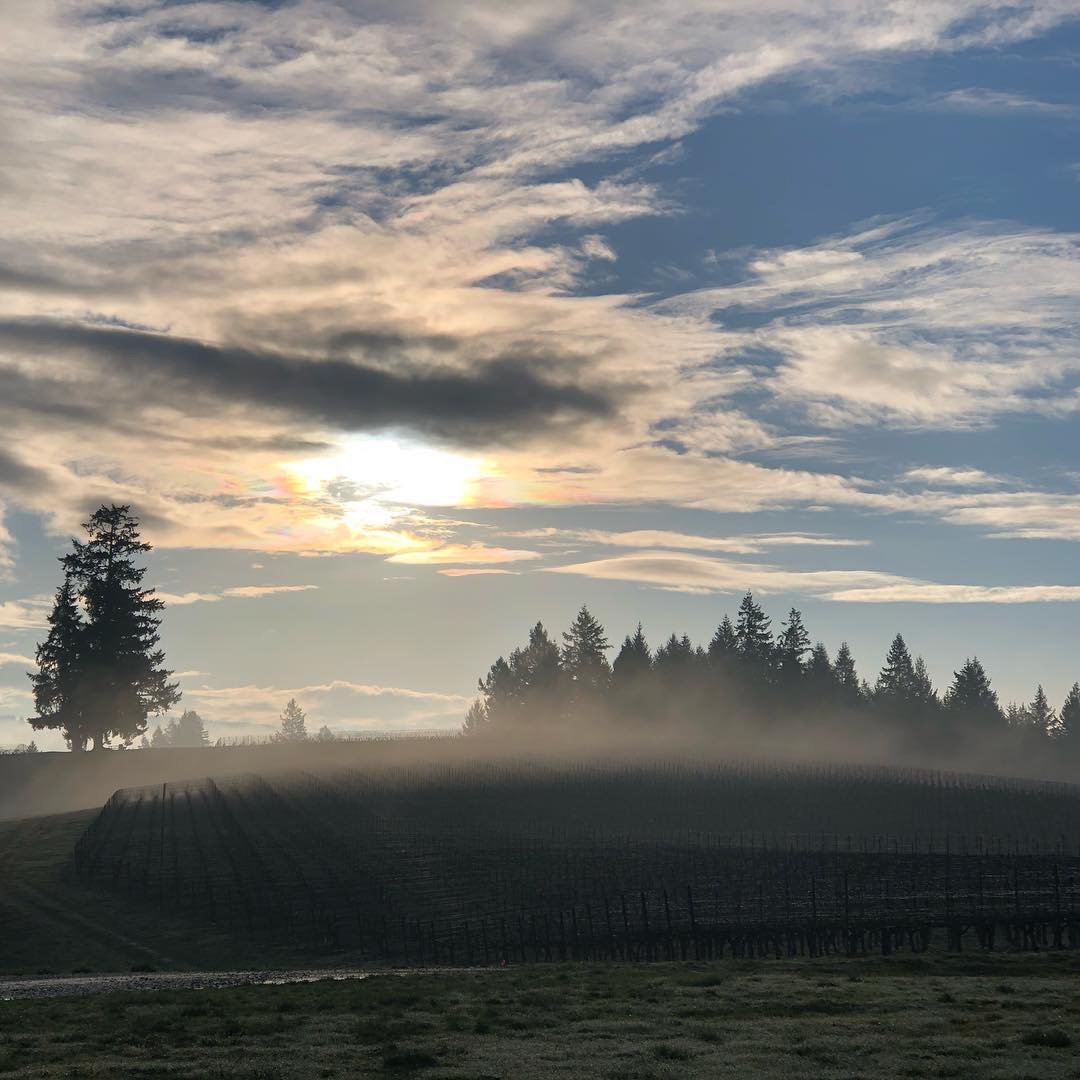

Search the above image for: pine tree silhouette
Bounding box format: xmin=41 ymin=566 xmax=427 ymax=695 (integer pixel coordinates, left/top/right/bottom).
xmin=275 ymin=698 xmax=308 ymax=742
xmin=734 ymin=592 xmax=773 ymax=684
xmin=775 ymin=608 xmax=811 ymax=689
xmin=561 ymin=605 xmax=611 ymax=694
xmin=32 ymin=505 xmax=179 ymax=750
xmin=1028 ymin=685 xmax=1057 ymax=737
xmin=1060 ymin=683 xmax=1080 ymax=740
xmin=613 ymin=624 xmax=652 ymax=684
xmin=875 ymin=635 xmax=916 ymax=702
xmin=832 ymin=642 xmax=861 ymax=704
xmin=943 ymin=658 xmax=1002 ymax=731
xmin=707 ymin=615 xmax=738 ymax=673
xmin=29 ymin=573 xmax=87 ymax=750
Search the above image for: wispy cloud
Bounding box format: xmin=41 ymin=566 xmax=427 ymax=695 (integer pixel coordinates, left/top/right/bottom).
xmin=547 ymin=549 xmax=1080 ymax=603
xmin=386 ymin=544 xmax=541 ymax=566
xmin=0 ymin=651 xmax=34 ymax=668
xmin=511 ymin=527 xmax=868 ymax=555
xmin=181 ymin=679 xmax=472 ymax=730
xmin=666 ymin=219 xmax=1080 ymax=430
xmin=902 ymin=467 xmax=1006 ymax=488
xmin=0 ymin=597 xmax=51 ymax=630
xmin=927 ymin=87 xmax=1077 ymax=116
xmin=158 ymin=585 xmax=319 ymax=606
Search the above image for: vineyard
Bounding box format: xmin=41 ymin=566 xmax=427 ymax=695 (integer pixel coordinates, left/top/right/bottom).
xmin=73 ymin=760 xmax=1080 ymax=964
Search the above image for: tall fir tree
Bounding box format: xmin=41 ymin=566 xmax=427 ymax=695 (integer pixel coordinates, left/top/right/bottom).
xmin=276 ymin=698 xmax=308 ymax=742
xmin=911 ymin=657 xmax=939 ymax=708
xmin=654 ymin=633 xmax=698 ymax=678
xmin=775 ymin=608 xmax=811 ymax=689
xmin=832 ymin=642 xmax=861 ymax=704
xmin=734 ymin=592 xmax=773 ymax=684
xmin=174 ymin=709 xmax=210 ymax=747
xmin=1059 ymin=683 xmax=1080 ymax=740
xmin=34 ymin=505 xmax=178 ymax=750
xmin=875 ymin=634 xmax=916 ymax=702
xmin=707 ymin=615 xmax=738 ymax=673
xmin=29 ymin=573 xmax=87 ymax=750
xmin=943 ymin=658 xmax=1002 ymax=730
xmin=613 ymin=624 xmax=652 ymax=684
xmin=561 ymin=605 xmax=611 ymax=695
xmin=1028 ymin=684 xmax=1057 ymax=737
xmin=805 ymin=643 xmax=835 ymax=699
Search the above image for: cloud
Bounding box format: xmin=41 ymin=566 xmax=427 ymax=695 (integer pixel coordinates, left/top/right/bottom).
xmin=903 ymin=467 xmax=1006 ymax=488
xmin=158 ymin=585 xmax=319 ymax=605
xmin=547 ymin=549 xmax=1080 ymax=603
xmin=386 ymin=544 xmax=541 ymax=565
xmin=510 ymin=527 xmax=868 ymax=555
xmin=0 ymin=318 xmax=616 ymax=448
xmin=0 ymin=652 xmax=34 ymax=668
xmin=669 ymin=220 xmax=1080 ymax=430
xmin=0 ymin=597 xmax=51 ymax=630
xmin=827 ymin=583 xmax=1080 ymax=603
xmin=180 ymin=679 xmax=472 ymax=730
xmin=0 ymin=1 xmax=1074 ymax=562
xmin=928 ymin=88 xmax=1077 ymax=115
xmin=437 ymin=568 xmax=519 ymax=577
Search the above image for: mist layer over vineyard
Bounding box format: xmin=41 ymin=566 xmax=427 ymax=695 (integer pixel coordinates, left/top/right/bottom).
xmin=75 ymin=760 xmax=1080 ymax=964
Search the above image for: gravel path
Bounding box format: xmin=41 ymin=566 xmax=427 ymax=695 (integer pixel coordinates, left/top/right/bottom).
xmin=0 ymin=968 xmax=435 ymax=1000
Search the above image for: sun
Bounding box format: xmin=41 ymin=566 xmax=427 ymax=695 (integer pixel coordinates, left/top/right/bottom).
xmin=284 ymin=434 xmax=490 ymax=509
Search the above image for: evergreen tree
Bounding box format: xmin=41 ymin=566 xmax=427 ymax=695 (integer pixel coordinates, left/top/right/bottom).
xmin=805 ymin=643 xmax=835 ymax=699
xmin=775 ymin=608 xmax=811 ymax=689
xmin=561 ymin=605 xmax=611 ymax=694
xmin=734 ymin=592 xmax=773 ymax=683
xmin=1028 ymin=685 xmax=1057 ymax=737
xmin=1059 ymin=683 xmax=1080 ymax=740
xmin=1005 ymin=702 xmax=1032 ymax=729
xmin=832 ymin=642 xmax=861 ymax=704
xmin=911 ymin=657 xmax=939 ymax=708
xmin=149 ymin=724 xmax=168 ymax=748
xmin=477 ymin=656 xmax=518 ymax=727
xmin=517 ymin=622 xmax=563 ymax=697
xmin=943 ymin=658 xmax=1002 ymax=731
xmin=29 ymin=573 xmax=88 ymax=750
xmin=707 ymin=615 xmax=738 ymax=673
xmin=613 ymin=624 xmax=652 ymax=684
xmin=315 ymin=724 xmax=335 ymax=743
xmin=654 ymin=633 xmax=697 ymax=677
xmin=174 ymin=709 xmax=210 ymax=747
xmin=275 ymin=698 xmax=308 ymax=742
xmin=463 ymin=699 xmax=490 ymax=735
xmin=44 ymin=506 xmax=179 ymax=750
xmin=874 ymin=634 xmax=916 ymax=702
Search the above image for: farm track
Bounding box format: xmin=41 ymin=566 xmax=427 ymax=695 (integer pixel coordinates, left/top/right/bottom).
xmin=0 ymin=966 xmax=491 ymax=1000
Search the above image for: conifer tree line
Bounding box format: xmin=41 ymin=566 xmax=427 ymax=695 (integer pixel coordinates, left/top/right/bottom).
xmin=465 ymin=594 xmax=1080 ymax=760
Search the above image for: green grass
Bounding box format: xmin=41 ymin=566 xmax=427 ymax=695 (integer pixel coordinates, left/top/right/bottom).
xmin=2 ymin=957 xmax=1080 ymax=1077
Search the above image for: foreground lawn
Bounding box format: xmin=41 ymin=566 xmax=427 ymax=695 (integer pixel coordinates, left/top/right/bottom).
xmin=2 ymin=956 xmax=1080 ymax=1078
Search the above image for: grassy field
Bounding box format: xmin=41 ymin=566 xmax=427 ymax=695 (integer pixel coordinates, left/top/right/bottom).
xmin=2 ymin=956 xmax=1080 ymax=1078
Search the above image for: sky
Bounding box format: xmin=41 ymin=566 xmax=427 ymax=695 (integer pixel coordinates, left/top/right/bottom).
xmin=2 ymin=1 xmax=1080 ymax=748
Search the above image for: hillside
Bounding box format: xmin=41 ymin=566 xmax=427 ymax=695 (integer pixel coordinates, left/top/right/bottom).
xmin=74 ymin=760 xmax=1080 ymax=965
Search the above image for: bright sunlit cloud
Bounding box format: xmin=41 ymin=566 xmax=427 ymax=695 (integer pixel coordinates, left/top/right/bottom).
xmin=283 ymin=436 xmax=492 ymax=510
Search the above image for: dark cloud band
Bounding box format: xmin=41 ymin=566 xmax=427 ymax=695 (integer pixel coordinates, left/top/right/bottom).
xmin=0 ymin=318 xmax=616 ymax=445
